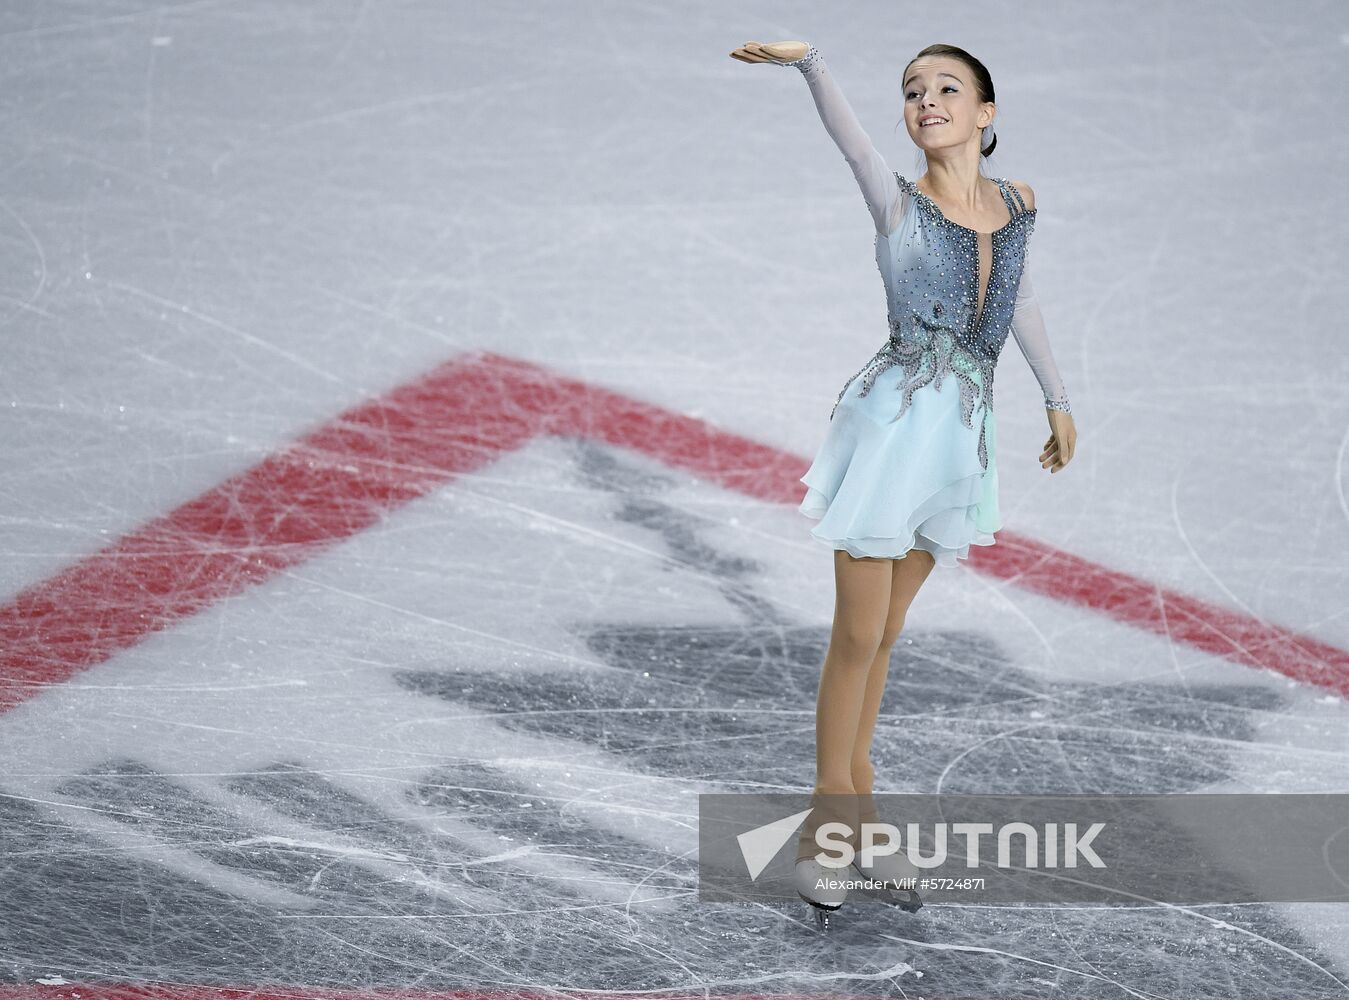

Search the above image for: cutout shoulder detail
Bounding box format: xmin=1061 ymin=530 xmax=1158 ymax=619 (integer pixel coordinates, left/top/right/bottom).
xmin=1006 ymin=179 xmax=1035 ymax=213
xmin=997 ymin=178 xmax=1026 ymax=218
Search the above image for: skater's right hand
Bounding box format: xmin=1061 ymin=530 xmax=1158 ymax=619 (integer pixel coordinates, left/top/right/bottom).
xmin=729 ymin=40 xmax=809 ymax=65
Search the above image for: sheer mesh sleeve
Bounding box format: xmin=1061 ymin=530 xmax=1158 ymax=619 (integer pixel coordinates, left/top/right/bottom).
xmin=1010 ymin=252 xmax=1072 ymax=413
xmin=779 ymin=45 xmax=906 ymax=237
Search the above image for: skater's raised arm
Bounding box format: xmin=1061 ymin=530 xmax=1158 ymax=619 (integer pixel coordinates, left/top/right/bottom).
xmin=1010 ymin=253 xmax=1072 ymax=414
xmin=731 ymin=41 xmax=905 ymax=237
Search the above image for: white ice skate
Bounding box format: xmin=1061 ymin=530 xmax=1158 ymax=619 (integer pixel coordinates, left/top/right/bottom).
xmin=850 ymin=836 xmax=924 ymax=913
xmin=794 ymin=856 xmax=849 ymax=931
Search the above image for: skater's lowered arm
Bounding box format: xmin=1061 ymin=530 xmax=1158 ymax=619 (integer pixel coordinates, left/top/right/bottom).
xmin=1010 ymin=257 xmax=1072 ymax=413
xmin=783 ymin=46 xmax=905 ymax=237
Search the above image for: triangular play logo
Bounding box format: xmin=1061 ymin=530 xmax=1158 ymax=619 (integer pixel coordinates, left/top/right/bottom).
xmin=736 ymin=807 xmax=815 ymax=880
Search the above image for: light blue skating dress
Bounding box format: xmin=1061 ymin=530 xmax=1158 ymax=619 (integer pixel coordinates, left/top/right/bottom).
xmin=782 ymin=46 xmax=1073 ymax=566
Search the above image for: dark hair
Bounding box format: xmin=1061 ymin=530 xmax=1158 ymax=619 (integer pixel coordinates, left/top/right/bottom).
xmin=902 ymin=44 xmax=997 ymax=158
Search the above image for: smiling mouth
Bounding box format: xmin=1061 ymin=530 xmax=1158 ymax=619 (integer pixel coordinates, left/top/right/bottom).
xmin=919 ymin=118 xmax=948 ymax=127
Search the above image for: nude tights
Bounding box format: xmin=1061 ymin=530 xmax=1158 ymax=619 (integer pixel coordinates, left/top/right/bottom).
xmin=796 ymin=548 xmax=936 ymax=863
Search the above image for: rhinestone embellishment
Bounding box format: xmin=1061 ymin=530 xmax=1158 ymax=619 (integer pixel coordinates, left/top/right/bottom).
xmin=826 ymin=171 xmax=1070 ymax=466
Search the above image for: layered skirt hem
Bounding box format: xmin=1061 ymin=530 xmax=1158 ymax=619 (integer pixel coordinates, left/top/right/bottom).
xmin=797 ymin=369 xmax=1001 ymax=568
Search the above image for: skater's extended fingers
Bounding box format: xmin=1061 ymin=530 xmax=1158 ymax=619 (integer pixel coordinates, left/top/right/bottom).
xmin=730 ymin=47 xmax=774 ymax=64
xmin=758 ymin=40 xmax=809 ymax=60
xmin=732 ymin=40 xmax=805 ymax=65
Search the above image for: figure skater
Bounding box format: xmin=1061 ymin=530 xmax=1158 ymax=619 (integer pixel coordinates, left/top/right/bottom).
xmin=729 ymin=39 xmax=1078 ymax=927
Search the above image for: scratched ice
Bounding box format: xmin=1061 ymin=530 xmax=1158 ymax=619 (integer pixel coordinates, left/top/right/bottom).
xmin=1 ymin=3 xmax=1348 ymax=998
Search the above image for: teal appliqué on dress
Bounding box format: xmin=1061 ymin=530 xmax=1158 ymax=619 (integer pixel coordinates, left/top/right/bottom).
xmin=829 ymin=173 xmax=1037 ymax=472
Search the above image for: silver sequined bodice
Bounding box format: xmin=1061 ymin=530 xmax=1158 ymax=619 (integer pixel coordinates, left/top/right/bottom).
xmin=830 ymin=173 xmax=1038 ymax=470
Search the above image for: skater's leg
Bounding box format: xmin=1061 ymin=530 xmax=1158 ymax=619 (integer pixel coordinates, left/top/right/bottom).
xmin=797 ymin=550 xmax=892 ymax=863
xmin=851 ymin=549 xmax=935 ymax=838
xmin=816 ymin=549 xmax=934 ymax=913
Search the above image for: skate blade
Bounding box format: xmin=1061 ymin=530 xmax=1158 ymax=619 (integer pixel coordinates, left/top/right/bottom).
xmin=852 ymin=878 xmax=924 ymax=912
xmin=796 ymin=890 xmax=844 ymax=912
xmin=797 ymin=894 xmax=838 ymax=933
xmin=880 ymin=889 xmax=923 ymax=913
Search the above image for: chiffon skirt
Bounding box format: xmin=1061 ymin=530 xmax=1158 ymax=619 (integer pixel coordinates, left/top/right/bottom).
xmin=798 ymin=366 xmax=1001 ymax=566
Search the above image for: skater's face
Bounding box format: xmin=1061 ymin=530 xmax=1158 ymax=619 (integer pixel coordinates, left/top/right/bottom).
xmin=902 ymin=57 xmax=994 ymax=153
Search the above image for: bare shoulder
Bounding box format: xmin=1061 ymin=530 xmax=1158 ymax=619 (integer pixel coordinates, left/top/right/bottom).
xmin=1007 ymin=179 xmax=1036 ymax=211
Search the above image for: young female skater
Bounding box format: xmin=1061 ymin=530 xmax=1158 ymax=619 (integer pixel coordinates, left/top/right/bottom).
xmin=729 ymin=39 xmax=1077 ymax=925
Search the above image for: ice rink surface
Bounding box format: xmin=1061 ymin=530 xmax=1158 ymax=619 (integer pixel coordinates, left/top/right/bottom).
xmin=1 ymin=1 xmax=1348 ymax=997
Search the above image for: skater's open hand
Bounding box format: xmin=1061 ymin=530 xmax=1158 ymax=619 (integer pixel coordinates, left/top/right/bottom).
xmin=1041 ymin=410 xmax=1076 ymax=474
xmin=729 ymin=40 xmax=809 ymax=65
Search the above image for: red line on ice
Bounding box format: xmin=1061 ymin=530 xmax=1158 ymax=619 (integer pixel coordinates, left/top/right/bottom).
xmin=0 ymin=987 xmax=1039 ymax=1000
xmin=1 ymin=350 xmax=1345 ymax=713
